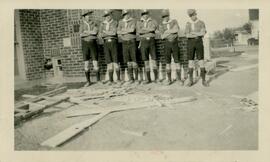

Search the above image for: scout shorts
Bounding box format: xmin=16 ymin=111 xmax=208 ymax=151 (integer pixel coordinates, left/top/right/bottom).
xmin=164 ymin=38 xmax=180 ymax=64
xmin=187 ymin=38 xmax=204 ymax=60
xmin=81 ymin=39 xmax=98 ymax=61
xmin=122 ymin=39 xmax=137 ymax=63
xmin=140 ymin=37 xmax=157 ymax=61
xmin=104 ymin=39 xmax=118 ymax=64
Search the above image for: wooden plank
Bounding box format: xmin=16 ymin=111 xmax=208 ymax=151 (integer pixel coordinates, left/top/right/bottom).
xmin=66 ymin=102 xmax=157 ymax=118
xmin=41 ymin=111 xmax=110 ymax=147
xmin=66 ymin=96 xmax=196 ymax=118
xmin=15 ymin=102 xmax=29 ymax=110
xmin=27 ymin=86 xmax=67 ymax=103
xmin=22 ymin=94 xmax=37 ymax=98
xmin=15 ymin=109 xmax=29 ymax=113
xmin=15 ymin=97 xmax=69 ymax=125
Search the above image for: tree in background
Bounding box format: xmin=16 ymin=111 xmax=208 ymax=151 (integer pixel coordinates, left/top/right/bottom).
xmin=223 ymin=28 xmax=235 ymax=46
xmin=242 ymin=22 xmax=252 ymax=34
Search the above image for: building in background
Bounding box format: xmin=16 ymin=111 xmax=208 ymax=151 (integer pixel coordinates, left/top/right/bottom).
xmin=234 ymin=30 xmax=251 ymax=45
xmin=248 ymin=9 xmax=259 ymax=45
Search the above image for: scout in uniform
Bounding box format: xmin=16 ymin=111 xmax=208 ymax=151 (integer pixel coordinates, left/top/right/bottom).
xmin=185 ymin=9 xmax=209 ymax=87
xmin=137 ymin=9 xmax=158 ymax=84
xmin=79 ymin=11 xmax=100 ymax=87
xmin=158 ymin=10 xmax=182 ymax=85
xmin=99 ymin=10 xmax=120 ymax=84
xmin=117 ymin=10 xmax=138 ymax=83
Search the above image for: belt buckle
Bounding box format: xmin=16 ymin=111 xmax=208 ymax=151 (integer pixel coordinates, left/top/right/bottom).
xmin=108 ymin=39 xmax=112 ymax=42
xmin=146 ymin=37 xmax=150 ymax=40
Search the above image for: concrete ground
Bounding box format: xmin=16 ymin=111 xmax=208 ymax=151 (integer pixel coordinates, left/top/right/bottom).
xmin=15 ymin=46 xmax=258 ymax=150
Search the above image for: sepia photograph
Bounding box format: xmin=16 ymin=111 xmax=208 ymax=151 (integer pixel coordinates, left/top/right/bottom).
xmin=13 ymin=8 xmax=259 ymax=151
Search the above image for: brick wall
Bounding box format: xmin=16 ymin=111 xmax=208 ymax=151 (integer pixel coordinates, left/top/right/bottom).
xmin=18 ymin=9 xmax=188 ymax=81
xmin=19 ymin=10 xmax=44 ymax=80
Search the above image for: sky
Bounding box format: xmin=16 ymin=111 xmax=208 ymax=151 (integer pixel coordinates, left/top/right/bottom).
xmin=170 ymin=9 xmax=249 ymax=36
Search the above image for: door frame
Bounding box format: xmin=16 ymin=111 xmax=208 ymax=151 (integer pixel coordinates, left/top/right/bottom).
xmin=14 ymin=10 xmax=27 ymax=80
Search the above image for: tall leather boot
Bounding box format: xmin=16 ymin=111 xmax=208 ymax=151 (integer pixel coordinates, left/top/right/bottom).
xmin=108 ymin=70 xmax=114 ymax=84
xmin=153 ymin=69 xmax=158 ymax=83
xmin=166 ymin=70 xmax=172 ymax=85
xmin=187 ymin=68 xmax=194 ymax=87
xmin=134 ymin=67 xmax=138 ymax=82
xmin=84 ymin=71 xmax=91 ymax=87
xmin=176 ymin=69 xmax=184 ymax=85
xmin=201 ymin=67 xmax=209 ymax=87
xmin=96 ymin=70 xmax=100 ymax=82
xmin=143 ymin=70 xmax=151 ymax=84
xmin=116 ymin=69 xmax=121 ymax=81
xmin=128 ymin=67 xmax=134 ymax=83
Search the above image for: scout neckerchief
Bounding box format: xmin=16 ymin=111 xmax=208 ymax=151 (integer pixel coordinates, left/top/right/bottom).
xmin=189 ymin=18 xmax=199 ymax=31
xmin=162 ymin=19 xmax=173 ymax=30
xmin=83 ymin=20 xmax=91 ymax=31
xmin=103 ymin=19 xmax=113 ymax=31
xmin=140 ymin=17 xmax=152 ymax=28
xmin=123 ymin=17 xmax=133 ymax=28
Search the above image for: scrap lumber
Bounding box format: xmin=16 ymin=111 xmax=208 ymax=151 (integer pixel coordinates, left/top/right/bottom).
xmin=42 ymin=95 xmax=197 ymax=147
xmin=27 ymin=86 xmax=67 ymax=103
xmin=66 ymin=96 xmax=196 ymax=118
xmin=41 ymin=111 xmax=110 ymax=147
xmin=15 ymin=96 xmax=69 ymax=125
xmin=15 ymin=102 xmax=29 ymax=110
xmin=70 ymin=89 xmax=131 ymax=102
xmin=22 ymin=94 xmax=37 ymax=98
xmin=66 ymin=102 xmax=157 ymax=118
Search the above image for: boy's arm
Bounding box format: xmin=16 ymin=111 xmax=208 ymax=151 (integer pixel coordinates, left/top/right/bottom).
xmin=103 ymin=21 xmax=118 ymax=36
xmin=117 ymin=21 xmax=123 ymax=35
xmin=185 ymin=22 xmax=197 ymax=38
xmin=79 ymin=23 xmax=89 ymax=37
xmin=190 ymin=21 xmax=206 ymax=36
xmin=89 ymin=23 xmax=98 ymax=35
xmin=164 ymin=20 xmax=179 ymax=34
xmin=123 ymin=20 xmax=136 ymax=33
xmin=141 ymin=20 xmax=157 ymax=33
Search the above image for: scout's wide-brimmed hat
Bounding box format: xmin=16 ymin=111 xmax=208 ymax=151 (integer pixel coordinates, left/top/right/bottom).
xmin=187 ymin=9 xmax=197 ymax=17
xmin=161 ymin=9 xmax=169 ymax=18
xmin=122 ymin=9 xmax=130 ymax=16
xmin=81 ymin=10 xmax=93 ymax=17
xmin=141 ymin=9 xmax=149 ymax=15
xmin=103 ymin=10 xmax=112 ymax=17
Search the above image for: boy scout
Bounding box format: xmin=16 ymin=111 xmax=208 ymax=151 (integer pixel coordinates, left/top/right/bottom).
xmin=158 ymin=10 xmax=182 ymax=85
xmin=137 ymin=9 xmax=158 ymax=84
xmin=99 ymin=10 xmax=120 ymax=84
xmin=185 ymin=9 xmax=209 ymax=87
xmin=79 ymin=11 xmax=99 ymax=87
xmin=117 ymin=10 xmax=138 ymax=84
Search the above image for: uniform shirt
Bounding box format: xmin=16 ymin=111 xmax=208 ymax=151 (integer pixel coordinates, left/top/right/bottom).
xmin=185 ymin=19 xmax=206 ymax=38
xmin=137 ymin=17 xmax=157 ymax=39
xmin=99 ymin=19 xmax=118 ymax=40
xmin=79 ymin=20 xmax=98 ymax=41
xmin=117 ymin=17 xmax=136 ymax=41
xmin=159 ymin=19 xmax=179 ymax=41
